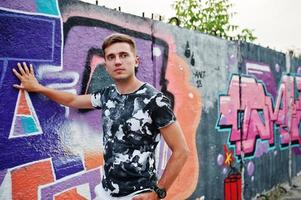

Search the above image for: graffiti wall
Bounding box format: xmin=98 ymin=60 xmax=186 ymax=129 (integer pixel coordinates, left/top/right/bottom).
xmin=1 ymin=0 xmax=301 ymax=199
xmin=229 ymin=44 xmax=301 ymax=199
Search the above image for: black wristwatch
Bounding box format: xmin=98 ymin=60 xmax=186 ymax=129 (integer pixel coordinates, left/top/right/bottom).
xmin=152 ymin=185 xmax=167 ymax=199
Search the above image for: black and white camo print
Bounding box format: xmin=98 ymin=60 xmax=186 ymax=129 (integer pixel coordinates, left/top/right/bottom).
xmin=91 ymin=83 xmax=176 ymax=197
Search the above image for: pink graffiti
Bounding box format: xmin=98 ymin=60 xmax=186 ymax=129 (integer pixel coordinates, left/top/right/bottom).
xmin=218 ymin=75 xmax=301 ymax=156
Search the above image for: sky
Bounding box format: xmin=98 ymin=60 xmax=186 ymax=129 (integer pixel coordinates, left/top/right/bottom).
xmin=80 ymin=0 xmax=301 ymax=55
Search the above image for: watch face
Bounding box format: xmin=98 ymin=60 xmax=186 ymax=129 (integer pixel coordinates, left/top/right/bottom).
xmin=158 ymin=189 xmax=167 ymax=198
xmin=156 ymin=187 xmax=167 ymax=198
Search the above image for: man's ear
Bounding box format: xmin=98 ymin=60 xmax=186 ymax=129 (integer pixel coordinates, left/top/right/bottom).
xmin=135 ymin=56 xmax=140 ymax=67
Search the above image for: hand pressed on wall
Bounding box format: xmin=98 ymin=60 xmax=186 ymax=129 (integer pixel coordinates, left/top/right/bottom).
xmin=13 ymin=62 xmax=42 ymax=92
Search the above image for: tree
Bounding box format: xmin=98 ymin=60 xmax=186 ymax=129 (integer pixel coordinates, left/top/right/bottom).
xmin=172 ymin=0 xmax=256 ymax=42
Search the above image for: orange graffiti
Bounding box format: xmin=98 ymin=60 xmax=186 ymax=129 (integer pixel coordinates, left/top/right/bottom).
xmin=165 ymin=53 xmax=202 ymax=200
xmin=224 ymin=145 xmax=235 ymax=167
xmin=84 ymin=151 xmax=104 ymax=170
xmin=17 ymin=90 xmax=31 ymax=115
xmin=55 ymin=188 xmax=87 ymax=200
xmin=224 ymin=152 xmax=233 ymax=166
xmin=11 ymin=160 xmax=54 ymax=200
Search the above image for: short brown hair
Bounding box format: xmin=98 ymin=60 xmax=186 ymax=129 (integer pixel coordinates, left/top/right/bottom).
xmin=102 ymin=33 xmax=136 ymax=55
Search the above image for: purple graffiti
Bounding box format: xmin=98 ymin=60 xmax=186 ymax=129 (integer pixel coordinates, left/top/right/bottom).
xmin=247 ymin=161 xmax=255 ymax=176
xmin=0 ymin=8 xmax=84 ymax=179
xmin=40 ymin=168 xmax=101 ymax=199
xmin=246 ymin=62 xmax=277 ymax=99
xmin=62 ymin=17 xmax=170 ymax=132
xmin=0 ymin=9 xmax=61 ymax=167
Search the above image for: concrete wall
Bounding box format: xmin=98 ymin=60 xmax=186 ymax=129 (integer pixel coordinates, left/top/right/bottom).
xmin=1 ymin=0 xmax=301 ymax=199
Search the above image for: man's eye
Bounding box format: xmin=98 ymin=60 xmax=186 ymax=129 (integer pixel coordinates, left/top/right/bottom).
xmin=107 ymin=56 xmax=114 ymax=60
xmin=121 ymin=53 xmax=128 ymax=58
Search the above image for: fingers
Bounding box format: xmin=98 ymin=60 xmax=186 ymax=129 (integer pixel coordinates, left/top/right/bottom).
xmin=23 ymin=62 xmax=30 ymax=74
xmin=14 ymin=62 xmax=35 ymax=77
xmin=12 ymin=62 xmax=36 ymax=91
xmin=132 ymin=194 xmax=149 ymax=200
xmin=132 ymin=195 xmax=142 ymax=200
xmin=17 ymin=62 xmax=26 ymax=75
xmin=13 ymin=84 xmax=24 ymax=90
xmin=29 ymin=63 xmax=34 ymax=74
xmin=12 ymin=68 xmax=22 ymax=80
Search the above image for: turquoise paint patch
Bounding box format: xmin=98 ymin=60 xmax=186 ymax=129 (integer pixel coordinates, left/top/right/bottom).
xmin=21 ymin=116 xmax=39 ymax=134
xmin=36 ymin=0 xmax=59 ymax=16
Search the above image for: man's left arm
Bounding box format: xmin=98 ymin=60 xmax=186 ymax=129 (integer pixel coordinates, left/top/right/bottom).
xmin=156 ymin=121 xmax=190 ymax=192
xmin=133 ymin=121 xmax=189 ymax=200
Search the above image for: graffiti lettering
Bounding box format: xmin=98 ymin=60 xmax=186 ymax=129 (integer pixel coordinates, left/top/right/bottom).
xmin=218 ymin=74 xmax=301 ymax=157
xmin=193 ymin=70 xmax=206 ymax=88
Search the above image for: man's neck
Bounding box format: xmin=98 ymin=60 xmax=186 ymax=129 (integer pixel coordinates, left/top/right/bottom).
xmin=115 ymin=77 xmax=143 ymax=94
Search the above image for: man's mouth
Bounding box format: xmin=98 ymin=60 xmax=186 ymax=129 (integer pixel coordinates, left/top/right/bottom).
xmin=114 ymin=68 xmax=125 ymax=72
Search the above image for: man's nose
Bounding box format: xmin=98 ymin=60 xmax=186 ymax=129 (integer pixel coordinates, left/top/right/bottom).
xmin=115 ymin=56 xmax=122 ymax=64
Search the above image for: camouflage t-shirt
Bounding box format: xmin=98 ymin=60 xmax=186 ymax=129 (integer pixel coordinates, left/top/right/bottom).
xmin=91 ymin=83 xmax=176 ymax=197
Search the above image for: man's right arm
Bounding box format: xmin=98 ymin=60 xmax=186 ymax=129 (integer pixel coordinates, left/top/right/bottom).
xmin=13 ymin=62 xmax=93 ymax=109
xmin=34 ymin=86 xmax=93 ymax=109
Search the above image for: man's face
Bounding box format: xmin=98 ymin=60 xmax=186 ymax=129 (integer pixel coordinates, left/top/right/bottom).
xmin=104 ymin=42 xmax=139 ymax=81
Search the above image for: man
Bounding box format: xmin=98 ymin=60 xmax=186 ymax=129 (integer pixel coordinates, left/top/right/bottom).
xmin=13 ymin=33 xmax=189 ymax=200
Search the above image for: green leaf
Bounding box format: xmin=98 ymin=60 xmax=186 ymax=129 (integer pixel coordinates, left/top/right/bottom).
xmin=172 ymin=0 xmax=256 ymax=42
